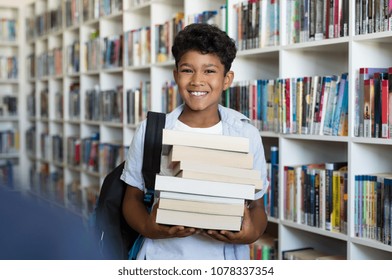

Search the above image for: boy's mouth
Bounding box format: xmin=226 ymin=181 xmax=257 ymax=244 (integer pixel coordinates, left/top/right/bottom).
xmin=189 ymin=91 xmax=208 ymax=96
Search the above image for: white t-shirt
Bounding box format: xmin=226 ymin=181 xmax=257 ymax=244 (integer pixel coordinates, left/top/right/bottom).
xmin=138 ymin=119 xmax=228 ymax=260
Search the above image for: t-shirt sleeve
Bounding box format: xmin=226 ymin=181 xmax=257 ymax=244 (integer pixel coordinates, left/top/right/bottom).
xmin=249 ymin=127 xmax=270 ymax=201
xmin=120 ymin=121 xmax=146 ymax=192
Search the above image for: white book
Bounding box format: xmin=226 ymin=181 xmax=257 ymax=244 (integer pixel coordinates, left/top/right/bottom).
xmin=158 ymin=197 xmax=244 ymax=216
xmin=155 ymin=175 xmax=255 ymax=200
xmin=171 ymin=159 xmax=261 ymax=179
xmin=162 ymin=128 xmax=249 ymax=155
xmin=159 ymin=191 xmax=244 ymax=204
xmin=156 ymin=208 xmax=242 ymax=231
xmin=177 ymin=170 xmax=263 ymax=191
xmin=167 ymin=145 xmax=253 ymax=169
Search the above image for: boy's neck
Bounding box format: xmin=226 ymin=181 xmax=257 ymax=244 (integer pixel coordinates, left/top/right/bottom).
xmin=179 ymin=106 xmax=221 ymax=128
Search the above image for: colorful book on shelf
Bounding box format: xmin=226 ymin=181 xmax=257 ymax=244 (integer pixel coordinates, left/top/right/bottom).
xmin=357 ymin=67 xmax=389 ymax=137
xmin=167 ymin=144 xmax=253 ymax=170
xmin=389 ymin=67 xmax=392 ymax=138
xmin=162 ymin=128 xmax=250 ymax=154
xmin=156 ymin=208 xmax=242 ymax=231
xmin=154 ymin=174 xmax=256 ymax=200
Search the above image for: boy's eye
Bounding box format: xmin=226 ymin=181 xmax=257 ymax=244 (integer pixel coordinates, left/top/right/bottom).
xmin=180 ymin=69 xmax=192 ymax=73
xmin=205 ymin=69 xmax=216 ymax=74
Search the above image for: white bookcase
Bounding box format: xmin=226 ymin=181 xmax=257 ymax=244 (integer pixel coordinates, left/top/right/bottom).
xmin=22 ymin=0 xmax=392 ymax=259
xmin=0 ymin=3 xmax=27 ymax=188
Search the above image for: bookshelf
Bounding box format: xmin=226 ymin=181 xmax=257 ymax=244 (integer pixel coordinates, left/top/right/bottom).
xmin=0 ymin=3 xmax=25 ymax=189
xmin=22 ymin=0 xmax=392 ymax=260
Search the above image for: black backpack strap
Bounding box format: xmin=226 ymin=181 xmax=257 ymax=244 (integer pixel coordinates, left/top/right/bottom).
xmin=142 ymin=111 xmax=166 ymax=208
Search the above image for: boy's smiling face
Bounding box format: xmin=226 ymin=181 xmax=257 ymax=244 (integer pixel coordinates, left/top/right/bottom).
xmin=173 ymin=50 xmax=234 ymax=117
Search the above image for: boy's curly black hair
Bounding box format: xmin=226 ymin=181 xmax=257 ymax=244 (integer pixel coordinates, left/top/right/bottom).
xmin=171 ymin=23 xmax=237 ymax=75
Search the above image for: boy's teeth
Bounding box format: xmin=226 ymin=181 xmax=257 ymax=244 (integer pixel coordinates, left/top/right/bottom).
xmin=190 ymin=91 xmax=207 ymax=96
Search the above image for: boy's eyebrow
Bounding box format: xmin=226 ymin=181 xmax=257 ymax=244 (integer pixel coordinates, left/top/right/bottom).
xmin=178 ymin=62 xmax=219 ymax=68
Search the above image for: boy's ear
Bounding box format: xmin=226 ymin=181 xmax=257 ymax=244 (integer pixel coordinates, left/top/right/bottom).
xmin=223 ymin=71 xmax=234 ymax=90
xmin=173 ymin=69 xmax=178 ymax=83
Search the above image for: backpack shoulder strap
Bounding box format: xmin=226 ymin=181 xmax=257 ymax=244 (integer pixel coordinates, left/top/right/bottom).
xmin=142 ymin=111 xmax=166 ymax=207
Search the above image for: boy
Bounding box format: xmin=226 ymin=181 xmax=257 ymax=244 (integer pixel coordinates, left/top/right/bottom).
xmin=121 ymin=23 xmax=269 ymax=260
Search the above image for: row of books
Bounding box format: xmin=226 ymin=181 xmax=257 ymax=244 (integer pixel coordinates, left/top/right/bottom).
xmin=0 ymin=159 xmax=14 ymax=188
xmin=283 ymin=162 xmax=348 ymax=234
xmin=26 ymin=0 xmax=122 ymax=42
xmin=66 ymin=41 xmax=80 ymax=75
xmin=25 ymin=126 xmax=36 ymax=156
xmin=187 ymin=7 xmax=226 ymax=32
xmin=355 ymin=0 xmax=392 ymax=35
xmin=34 ymin=47 xmax=63 ymax=79
xmin=0 ymin=56 xmax=17 ymax=80
xmin=161 ymin=80 xmax=181 ymax=114
xmin=265 ymin=146 xmax=279 ymax=219
xmin=102 ymin=34 xmax=123 ymax=69
xmin=155 ymin=128 xmax=261 ymax=231
xmin=0 ymin=128 xmax=19 ymax=154
xmin=65 ymin=0 xmax=81 ymax=28
xmin=26 ymin=6 xmax=62 ymax=40
xmin=65 ymin=133 xmax=128 ymax=175
xmin=355 ymin=67 xmax=392 ymax=138
xmin=83 ymin=36 xmax=100 ymax=71
xmin=0 ymin=18 xmax=17 ymax=41
xmin=40 ymin=132 xmax=63 ymax=164
xmin=124 ymin=27 xmax=151 ymax=67
xmin=154 ymin=12 xmax=185 ymax=63
xmin=40 ymin=88 xmax=49 ymax=118
xmin=282 ymin=247 xmax=345 ymax=260
xmin=85 ymin=85 xmax=123 ymax=122
xmin=0 ymin=95 xmax=17 ymax=116
xmin=222 ymin=73 xmax=348 ymax=136
xmin=250 ymin=233 xmax=278 ymax=260
xmin=354 ymin=173 xmax=392 ymax=246
xmin=231 ymin=0 xmax=279 ymax=50
xmin=286 ymin=0 xmax=349 ymax=44
xmin=126 ymin=81 xmax=151 ymax=125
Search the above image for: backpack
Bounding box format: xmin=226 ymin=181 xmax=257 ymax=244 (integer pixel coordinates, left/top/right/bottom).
xmin=93 ymin=111 xmax=166 ymax=260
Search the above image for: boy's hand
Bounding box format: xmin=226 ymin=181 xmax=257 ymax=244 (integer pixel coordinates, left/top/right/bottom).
xmin=147 ymin=202 xmax=199 ymax=239
xmin=204 ymin=199 xmax=267 ymax=244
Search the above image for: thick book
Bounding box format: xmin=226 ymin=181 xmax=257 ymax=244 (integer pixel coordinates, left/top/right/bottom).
xmin=154 ymin=174 xmax=256 ymax=200
xmin=176 ymin=170 xmax=263 ymax=191
xmin=158 ymin=197 xmax=245 ymax=216
xmin=159 ymin=191 xmax=245 ymax=205
xmin=170 ymin=159 xmax=263 ymax=190
xmin=171 ymin=159 xmax=261 ymax=179
xmin=162 ymin=128 xmax=249 ymax=155
xmin=156 ymin=208 xmax=242 ymax=231
xmin=167 ymin=145 xmax=254 ymax=169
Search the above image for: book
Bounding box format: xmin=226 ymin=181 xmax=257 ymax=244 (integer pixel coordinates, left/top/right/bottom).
xmin=381 ymin=79 xmax=389 ymax=138
xmin=158 ymin=197 xmax=244 ymax=216
xmin=159 ymin=191 xmax=244 ymax=204
xmin=162 ymin=128 xmax=249 ymax=155
xmin=325 ymin=161 xmax=347 ymax=231
xmin=167 ymin=145 xmax=254 ymax=169
xmin=284 ymin=248 xmax=329 ymax=260
xmin=171 ymin=159 xmax=261 ymax=179
xmin=363 ymin=78 xmax=374 ymax=138
xmin=156 ymin=208 xmax=242 ymax=231
xmin=176 ymin=170 xmax=263 ymax=191
xmin=169 ymin=157 xmax=263 ymax=190
xmin=154 ymin=175 xmax=256 ymax=200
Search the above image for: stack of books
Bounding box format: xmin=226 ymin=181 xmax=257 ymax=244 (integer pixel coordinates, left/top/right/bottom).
xmin=155 ymin=129 xmax=263 ymax=231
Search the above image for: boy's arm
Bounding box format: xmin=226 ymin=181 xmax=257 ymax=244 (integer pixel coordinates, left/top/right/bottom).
xmin=122 ymin=185 xmax=198 ymax=239
xmin=205 ymin=197 xmax=268 ymax=244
